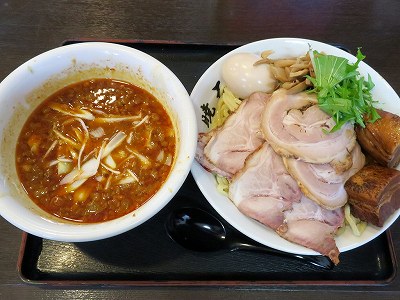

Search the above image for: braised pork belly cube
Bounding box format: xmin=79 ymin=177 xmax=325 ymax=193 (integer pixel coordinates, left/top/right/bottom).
xmin=356 ymin=109 xmax=400 ymax=168
xmin=344 ymin=164 xmax=400 ymax=227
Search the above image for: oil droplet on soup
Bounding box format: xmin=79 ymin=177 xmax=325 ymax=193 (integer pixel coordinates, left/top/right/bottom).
xmin=15 ymin=79 xmax=176 ymax=223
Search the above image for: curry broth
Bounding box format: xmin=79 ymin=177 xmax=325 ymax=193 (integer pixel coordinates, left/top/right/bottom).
xmin=15 ymin=79 xmax=176 ymax=223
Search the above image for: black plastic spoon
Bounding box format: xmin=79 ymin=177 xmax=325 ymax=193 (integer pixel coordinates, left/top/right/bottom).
xmin=165 ymin=207 xmax=334 ymax=270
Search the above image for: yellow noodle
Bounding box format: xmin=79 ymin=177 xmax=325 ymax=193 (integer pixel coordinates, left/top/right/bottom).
xmin=215 ymin=174 xmax=229 ymax=197
xmin=210 ymin=86 xmax=241 ymax=129
xmin=336 ymin=204 xmax=367 ymax=237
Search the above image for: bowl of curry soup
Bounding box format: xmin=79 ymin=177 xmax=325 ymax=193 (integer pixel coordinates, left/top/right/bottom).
xmin=0 ymin=42 xmax=197 ymax=242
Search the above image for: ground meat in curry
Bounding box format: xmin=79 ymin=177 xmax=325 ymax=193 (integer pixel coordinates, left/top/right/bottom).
xmin=16 ymin=78 xmax=176 ymax=223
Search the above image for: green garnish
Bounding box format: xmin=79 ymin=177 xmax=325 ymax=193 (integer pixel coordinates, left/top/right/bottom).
xmin=306 ymin=49 xmax=380 ymax=132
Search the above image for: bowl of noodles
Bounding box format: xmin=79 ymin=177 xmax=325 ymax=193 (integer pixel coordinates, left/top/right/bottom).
xmin=0 ymin=42 xmax=197 ymax=242
xmin=190 ymin=37 xmax=400 ymax=262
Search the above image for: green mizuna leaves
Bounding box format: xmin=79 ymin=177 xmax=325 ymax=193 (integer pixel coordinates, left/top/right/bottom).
xmin=307 ymin=49 xmax=380 ymax=132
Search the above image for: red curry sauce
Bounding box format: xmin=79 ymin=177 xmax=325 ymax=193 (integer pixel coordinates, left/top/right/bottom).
xmin=16 ymin=79 xmax=176 ymax=223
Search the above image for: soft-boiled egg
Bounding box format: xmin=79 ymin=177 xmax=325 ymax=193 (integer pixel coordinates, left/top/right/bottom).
xmin=222 ymin=53 xmax=276 ymax=99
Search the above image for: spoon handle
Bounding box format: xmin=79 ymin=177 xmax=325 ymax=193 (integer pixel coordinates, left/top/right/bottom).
xmin=231 ymin=242 xmax=334 ymax=270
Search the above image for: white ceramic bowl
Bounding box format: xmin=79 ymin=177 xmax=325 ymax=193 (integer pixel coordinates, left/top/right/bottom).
xmin=0 ymin=42 xmax=197 ymax=242
xmin=190 ymin=37 xmax=400 ymax=256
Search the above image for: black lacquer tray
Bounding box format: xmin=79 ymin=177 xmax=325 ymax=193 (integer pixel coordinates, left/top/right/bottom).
xmin=18 ymin=40 xmax=397 ymax=286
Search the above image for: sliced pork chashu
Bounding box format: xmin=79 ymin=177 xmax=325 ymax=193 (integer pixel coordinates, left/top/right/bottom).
xmin=197 ymin=92 xmax=269 ymax=178
xmin=277 ymin=195 xmax=344 ymax=265
xmin=229 ymin=142 xmax=302 ymax=230
xmin=195 ymin=132 xmax=232 ymax=178
xmin=229 ymin=142 xmax=343 ymax=263
xmin=283 ymin=143 xmax=365 ymax=209
xmin=261 ymin=89 xmax=356 ymax=173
